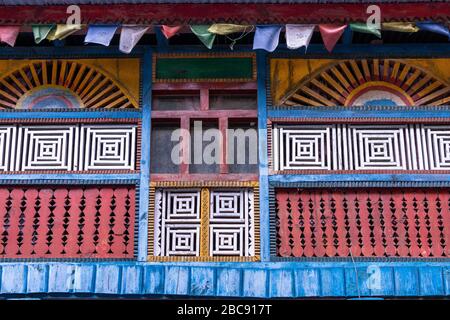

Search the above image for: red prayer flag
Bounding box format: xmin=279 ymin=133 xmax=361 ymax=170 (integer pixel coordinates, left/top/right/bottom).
xmin=161 ymin=25 xmax=182 ymax=39
xmin=0 ymin=26 xmax=20 ymax=47
xmin=319 ymin=24 xmax=347 ymax=53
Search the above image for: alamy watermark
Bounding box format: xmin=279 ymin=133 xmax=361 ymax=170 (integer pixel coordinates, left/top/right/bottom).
xmin=170 ymin=121 xmax=258 ymax=166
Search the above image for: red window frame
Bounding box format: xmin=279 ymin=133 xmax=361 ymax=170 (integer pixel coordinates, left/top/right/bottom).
xmin=151 ymin=82 xmax=258 ymax=182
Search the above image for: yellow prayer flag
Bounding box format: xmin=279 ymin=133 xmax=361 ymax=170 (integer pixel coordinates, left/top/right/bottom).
xmin=382 ymin=22 xmax=419 ymax=33
xmin=208 ymin=24 xmax=252 ymax=35
xmin=47 ymin=24 xmax=83 ymax=41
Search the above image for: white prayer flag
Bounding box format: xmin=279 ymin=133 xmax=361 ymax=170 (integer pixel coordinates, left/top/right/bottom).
xmin=285 ymin=24 xmax=315 ymax=50
xmin=119 ymin=25 xmax=150 ymax=54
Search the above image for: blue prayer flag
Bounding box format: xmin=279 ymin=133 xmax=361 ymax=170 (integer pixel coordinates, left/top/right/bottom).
xmin=253 ymin=26 xmax=282 ymax=52
xmin=85 ymin=25 xmax=118 ymax=46
xmin=416 ymin=22 xmax=449 ymax=39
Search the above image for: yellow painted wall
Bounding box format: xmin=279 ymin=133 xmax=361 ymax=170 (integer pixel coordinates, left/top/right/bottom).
xmin=270 ymin=58 xmax=450 ymax=106
xmin=0 ymin=58 xmax=140 ymax=107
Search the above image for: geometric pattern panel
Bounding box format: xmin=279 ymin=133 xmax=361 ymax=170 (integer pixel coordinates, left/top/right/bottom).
xmin=80 ymin=125 xmax=137 ymax=170
xmin=153 ymin=188 xmax=255 ymax=258
xmin=0 ymin=185 xmax=136 ymax=259
xmin=0 ymin=124 xmax=137 ymax=172
xmin=210 ymin=190 xmax=255 ymax=256
xmin=154 ymin=189 xmax=201 ymax=256
xmin=273 ymin=124 xmax=450 ymax=171
xmin=275 ymin=188 xmax=450 ymax=258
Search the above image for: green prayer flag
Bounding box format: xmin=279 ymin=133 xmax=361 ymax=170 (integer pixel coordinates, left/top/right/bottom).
xmin=350 ymin=23 xmax=381 ymax=38
xmin=190 ymin=25 xmax=216 ymax=49
xmin=32 ymin=24 xmax=55 ymax=44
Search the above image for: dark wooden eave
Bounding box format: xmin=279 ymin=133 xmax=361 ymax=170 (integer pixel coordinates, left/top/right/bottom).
xmin=0 ymin=2 xmax=448 ymax=24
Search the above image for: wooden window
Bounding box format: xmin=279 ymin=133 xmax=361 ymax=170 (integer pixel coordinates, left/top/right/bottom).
xmin=151 ymin=82 xmax=258 ymax=181
xmin=149 ymin=73 xmax=259 ymax=261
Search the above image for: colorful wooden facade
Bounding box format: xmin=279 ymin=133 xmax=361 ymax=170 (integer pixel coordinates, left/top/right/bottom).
xmin=0 ymin=0 xmax=449 ymax=299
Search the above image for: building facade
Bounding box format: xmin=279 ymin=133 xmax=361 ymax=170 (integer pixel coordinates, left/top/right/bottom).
xmin=0 ymin=0 xmax=449 ymax=298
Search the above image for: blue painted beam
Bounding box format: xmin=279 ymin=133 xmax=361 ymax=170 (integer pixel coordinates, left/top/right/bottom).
xmin=137 ymin=47 xmax=152 ymax=261
xmin=0 ymin=110 xmax=141 ymax=119
xmin=269 ymin=174 xmax=450 ymax=184
xmin=0 ymin=174 xmax=139 ymax=182
xmin=257 ymin=51 xmax=270 ymax=262
xmin=0 ymin=261 xmax=448 ymax=298
xmin=268 ymin=107 xmax=450 ymax=119
xmin=0 ymin=43 xmax=446 ymax=58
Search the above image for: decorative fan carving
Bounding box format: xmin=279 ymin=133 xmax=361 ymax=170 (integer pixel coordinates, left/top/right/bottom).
xmin=0 ymin=60 xmax=138 ymax=109
xmin=280 ymin=59 xmax=450 ymax=107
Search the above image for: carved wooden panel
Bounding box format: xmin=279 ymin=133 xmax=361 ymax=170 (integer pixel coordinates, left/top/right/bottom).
xmin=0 ymin=124 xmax=137 ymax=172
xmin=151 ymin=186 xmax=257 ymax=260
xmin=275 ymin=188 xmax=450 ymax=258
xmin=271 ymin=58 xmax=450 ymax=107
xmin=273 ymin=124 xmax=450 ymax=171
xmin=0 ymin=60 xmax=139 ymax=109
xmin=0 ymin=185 xmax=136 ymax=259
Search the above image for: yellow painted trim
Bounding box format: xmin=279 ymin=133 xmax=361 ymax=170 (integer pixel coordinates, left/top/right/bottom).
xmin=150 ymin=181 xmax=259 ymax=188
xmin=147 ymin=255 xmax=260 ymax=262
xmin=344 ymin=81 xmax=415 ymax=106
xmin=147 ymin=185 xmax=156 ymax=257
xmin=200 ymin=188 xmax=210 ymax=257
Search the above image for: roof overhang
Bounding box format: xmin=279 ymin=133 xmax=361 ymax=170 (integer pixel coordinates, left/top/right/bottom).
xmin=0 ymin=2 xmax=448 ymax=24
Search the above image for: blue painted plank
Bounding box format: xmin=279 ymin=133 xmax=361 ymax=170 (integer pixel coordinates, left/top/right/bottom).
xmin=27 ymin=264 xmax=48 ymax=293
xmin=94 ymin=265 xmax=121 ymax=295
xmin=164 ymin=266 xmax=190 ymax=296
xmin=242 ymin=269 xmax=267 ymax=298
xmin=370 ymin=266 xmax=395 ymax=297
xmin=121 ymin=265 xmax=143 ymax=295
xmin=444 ymin=267 xmax=450 ymax=296
xmin=0 ymin=264 xmax=26 ymax=294
xmin=394 ymin=267 xmax=419 ymax=296
xmin=142 ymin=265 xmax=165 ymax=295
xmin=418 ymin=267 xmax=444 ymax=296
xmin=344 ymin=267 xmax=371 ymax=297
xmin=47 ymin=264 xmax=95 ymax=293
xmin=216 ymin=268 xmax=242 ymax=297
xmin=190 ymin=267 xmax=215 ymax=296
xmin=47 ymin=264 xmax=73 ymax=293
xmin=269 ymin=269 xmax=294 ymax=298
xmin=294 ymin=269 xmax=321 ymax=297
xmin=71 ymin=265 xmax=96 ymax=293
xmin=320 ymin=268 xmax=346 ymax=297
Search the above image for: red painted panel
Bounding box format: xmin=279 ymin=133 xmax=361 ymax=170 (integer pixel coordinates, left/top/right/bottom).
xmin=276 ymin=188 xmax=450 ymax=258
xmin=0 ymin=186 xmax=135 ymax=259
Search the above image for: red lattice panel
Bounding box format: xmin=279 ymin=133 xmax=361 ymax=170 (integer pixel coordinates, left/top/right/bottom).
xmin=275 ymin=188 xmax=450 ymax=258
xmin=0 ymin=186 xmax=135 ymax=259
